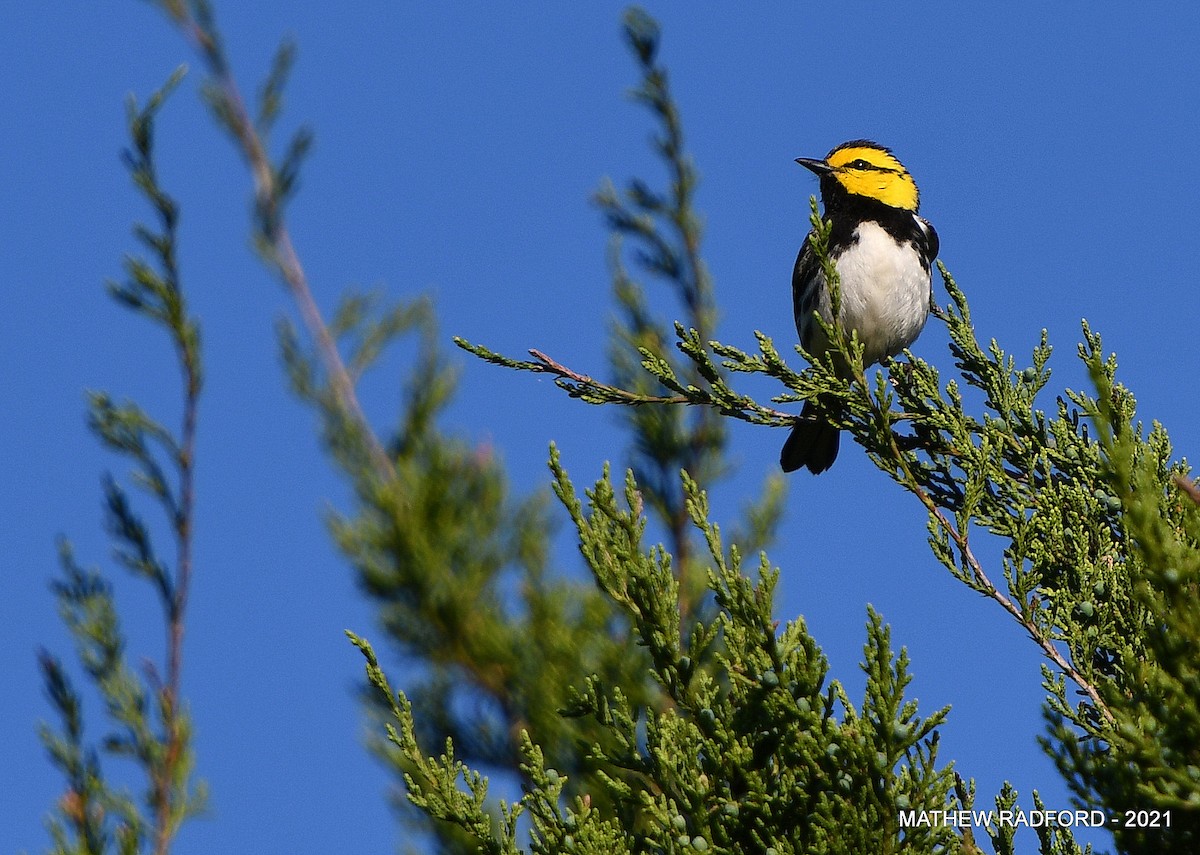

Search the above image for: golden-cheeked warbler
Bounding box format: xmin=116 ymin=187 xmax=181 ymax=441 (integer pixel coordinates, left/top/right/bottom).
xmin=780 ymin=140 xmax=939 ymax=474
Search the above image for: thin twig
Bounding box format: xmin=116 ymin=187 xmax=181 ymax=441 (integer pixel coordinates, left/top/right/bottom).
xmin=156 ymin=251 xmax=200 ymax=855
xmin=528 ymin=349 xmax=689 ymax=405
xmin=1174 ymin=474 xmax=1200 ymax=505
xmin=173 ymin=10 xmax=393 ymax=481
xmin=888 ymin=431 xmax=1114 ymax=724
xmin=526 ymin=348 xmax=801 ymax=427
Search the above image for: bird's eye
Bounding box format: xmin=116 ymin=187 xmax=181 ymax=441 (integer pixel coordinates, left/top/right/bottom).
xmin=849 ymin=158 xmax=872 ymax=169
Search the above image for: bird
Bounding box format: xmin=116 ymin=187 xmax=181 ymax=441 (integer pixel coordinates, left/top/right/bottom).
xmin=780 ymin=139 xmax=939 ymax=474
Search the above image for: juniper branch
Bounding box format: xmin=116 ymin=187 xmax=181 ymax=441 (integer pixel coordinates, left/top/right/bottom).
xmin=150 ymin=0 xmax=393 ymax=481
xmin=41 ymin=66 xmax=207 ymax=855
xmin=455 ymin=336 xmax=800 ymax=427
xmin=460 ymin=248 xmax=1121 ymax=735
xmin=124 ymin=66 xmax=206 ymax=855
xmin=894 ymin=445 xmax=1114 ymax=724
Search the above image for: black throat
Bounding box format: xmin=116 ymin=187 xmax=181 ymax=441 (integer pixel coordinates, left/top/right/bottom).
xmin=819 ymin=178 xmax=928 ymax=258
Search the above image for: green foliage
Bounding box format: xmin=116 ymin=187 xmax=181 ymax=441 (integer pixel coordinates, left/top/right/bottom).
xmin=463 ymin=234 xmax=1200 ymax=851
xmin=1041 ymin=342 xmax=1200 ymax=852
xmin=282 ymin=289 xmax=669 ymax=851
xmin=596 ymin=8 xmax=726 ymax=523
xmin=47 ymin=4 xmax=1197 ymax=855
xmin=353 ymin=459 xmax=958 ymax=854
xmin=283 ymin=7 xmax=787 ymax=852
xmin=39 ymin=69 xmax=206 ymax=855
xmin=452 ymin=9 xmax=1200 ymax=854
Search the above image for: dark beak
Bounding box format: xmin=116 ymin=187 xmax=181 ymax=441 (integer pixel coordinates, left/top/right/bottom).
xmin=795 ymin=157 xmax=831 ymax=175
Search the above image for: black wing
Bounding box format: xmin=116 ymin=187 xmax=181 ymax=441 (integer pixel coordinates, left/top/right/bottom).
xmin=792 ymin=236 xmax=823 ymax=350
xmin=916 ymin=216 xmax=939 ymax=267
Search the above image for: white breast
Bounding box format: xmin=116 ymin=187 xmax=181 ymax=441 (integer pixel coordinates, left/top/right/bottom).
xmin=829 ymin=221 xmax=931 ymax=365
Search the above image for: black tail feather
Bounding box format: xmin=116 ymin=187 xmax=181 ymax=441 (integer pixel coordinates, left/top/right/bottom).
xmin=779 ymin=401 xmax=839 ymax=474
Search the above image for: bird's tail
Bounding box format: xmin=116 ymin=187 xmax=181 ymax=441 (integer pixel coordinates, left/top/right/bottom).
xmin=779 ymin=400 xmax=840 ymax=474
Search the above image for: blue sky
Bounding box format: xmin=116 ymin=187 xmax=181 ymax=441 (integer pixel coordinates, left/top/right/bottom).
xmin=4 ymin=4 xmax=1199 ymax=853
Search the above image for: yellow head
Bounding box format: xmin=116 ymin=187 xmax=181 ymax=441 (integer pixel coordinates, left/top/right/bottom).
xmin=797 ymin=140 xmax=920 ymax=211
